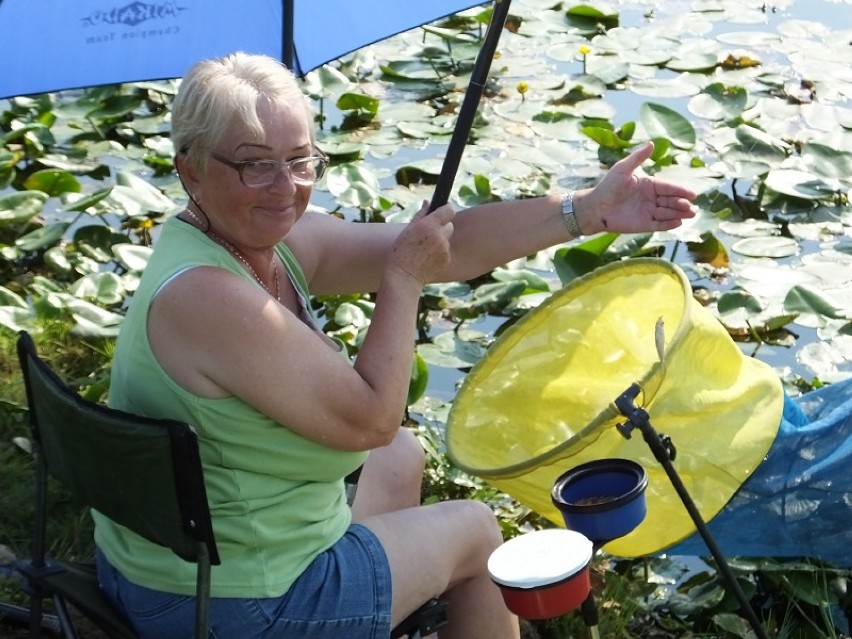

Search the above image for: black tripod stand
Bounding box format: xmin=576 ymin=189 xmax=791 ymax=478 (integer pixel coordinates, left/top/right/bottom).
xmin=613 ymin=383 xmax=769 ymax=639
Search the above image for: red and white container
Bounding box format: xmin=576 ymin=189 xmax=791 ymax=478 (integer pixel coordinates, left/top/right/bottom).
xmin=487 ymin=529 xmax=594 ymax=619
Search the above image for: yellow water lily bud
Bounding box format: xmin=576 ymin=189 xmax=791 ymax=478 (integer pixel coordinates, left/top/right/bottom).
xmin=516 ymin=81 xmax=529 ymax=96
xmin=579 ymin=45 xmax=591 ymax=56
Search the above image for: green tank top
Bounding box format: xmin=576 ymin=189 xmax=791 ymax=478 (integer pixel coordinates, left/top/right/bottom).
xmin=93 ymin=215 xmax=367 ymax=598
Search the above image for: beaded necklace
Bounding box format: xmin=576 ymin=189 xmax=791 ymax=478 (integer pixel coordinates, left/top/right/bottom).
xmin=183 ymin=207 xmax=280 ymax=302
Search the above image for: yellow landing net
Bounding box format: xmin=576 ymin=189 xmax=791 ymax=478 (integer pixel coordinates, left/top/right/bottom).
xmin=446 ymin=258 xmax=783 ymax=556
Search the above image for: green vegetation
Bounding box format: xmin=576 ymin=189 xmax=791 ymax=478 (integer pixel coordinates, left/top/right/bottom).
xmin=2 ymin=0 xmax=852 ymax=636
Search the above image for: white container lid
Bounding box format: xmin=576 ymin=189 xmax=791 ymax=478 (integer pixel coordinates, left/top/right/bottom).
xmin=488 ymin=529 xmax=593 ymax=589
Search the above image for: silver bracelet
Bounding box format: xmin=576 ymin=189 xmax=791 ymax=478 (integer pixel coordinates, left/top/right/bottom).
xmin=561 ymin=192 xmax=583 ymax=238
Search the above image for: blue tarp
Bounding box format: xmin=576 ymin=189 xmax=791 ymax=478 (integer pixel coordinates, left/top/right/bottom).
xmin=668 ymin=379 xmax=852 ymax=567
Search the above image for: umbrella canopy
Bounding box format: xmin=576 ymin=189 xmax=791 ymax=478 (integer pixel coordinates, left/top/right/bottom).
xmin=0 ymin=0 xmax=487 ymax=99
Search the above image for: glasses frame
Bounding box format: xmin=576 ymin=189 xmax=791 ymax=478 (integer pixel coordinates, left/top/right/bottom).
xmin=209 ymin=148 xmax=329 ymax=188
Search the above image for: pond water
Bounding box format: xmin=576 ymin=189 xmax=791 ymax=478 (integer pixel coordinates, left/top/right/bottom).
xmin=310 ymin=0 xmax=852 ymax=399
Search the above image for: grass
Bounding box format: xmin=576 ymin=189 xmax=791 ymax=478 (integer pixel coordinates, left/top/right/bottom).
xmin=0 ymin=327 xmax=114 ymax=637
xmin=0 ymin=326 xmax=109 ymax=564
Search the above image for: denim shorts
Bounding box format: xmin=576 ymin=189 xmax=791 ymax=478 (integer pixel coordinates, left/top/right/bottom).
xmin=96 ymin=524 xmax=392 ymax=639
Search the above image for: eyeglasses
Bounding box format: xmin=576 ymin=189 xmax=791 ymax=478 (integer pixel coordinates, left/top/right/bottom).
xmin=209 ymin=149 xmax=328 ymax=188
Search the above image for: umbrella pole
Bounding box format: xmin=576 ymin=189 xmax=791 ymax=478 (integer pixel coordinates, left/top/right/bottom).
xmin=283 ymin=1 xmax=295 ymax=71
xmin=612 ymin=383 xmax=769 ymax=639
xmin=429 ymin=0 xmax=512 ymax=212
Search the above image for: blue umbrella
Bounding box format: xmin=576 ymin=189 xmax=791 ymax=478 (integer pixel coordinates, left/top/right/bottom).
xmin=0 ymin=0 xmax=491 ymax=98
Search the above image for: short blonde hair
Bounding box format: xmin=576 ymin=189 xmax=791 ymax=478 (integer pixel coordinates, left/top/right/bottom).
xmin=172 ymin=51 xmax=315 ymax=171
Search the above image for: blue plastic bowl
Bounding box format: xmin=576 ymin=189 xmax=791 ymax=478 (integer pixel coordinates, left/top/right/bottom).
xmin=551 ymin=458 xmax=648 ymax=544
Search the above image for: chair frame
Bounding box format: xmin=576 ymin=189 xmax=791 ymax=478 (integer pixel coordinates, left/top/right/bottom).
xmin=1 ymin=331 xmax=446 ymax=639
xmin=2 ymin=331 xmax=219 ymax=639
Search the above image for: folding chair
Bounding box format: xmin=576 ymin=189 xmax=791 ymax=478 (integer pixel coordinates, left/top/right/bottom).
xmin=1 ymin=331 xmax=447 ymax=639
xmin=1 ymin=330 xmax=219 ymax=639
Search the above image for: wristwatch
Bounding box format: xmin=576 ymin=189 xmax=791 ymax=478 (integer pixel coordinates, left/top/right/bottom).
xmin=561 ymin=192 xmax=583 ymax=238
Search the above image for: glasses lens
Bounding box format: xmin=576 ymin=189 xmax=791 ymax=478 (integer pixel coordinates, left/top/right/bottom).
xmin=289 ymin=157 xmax=326 ymax=185
xmin=236 ymin=156 xmax=327 ymax=188
xmin=240 ymin=161 xmax=278 ymax=187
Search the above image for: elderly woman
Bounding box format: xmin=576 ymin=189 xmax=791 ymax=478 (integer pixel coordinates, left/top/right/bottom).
xmin=93 ymin=52 xmax=696 ymax=638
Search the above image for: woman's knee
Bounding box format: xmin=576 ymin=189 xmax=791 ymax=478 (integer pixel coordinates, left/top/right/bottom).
xmin=351 ymin=428 xmax=426 ymax=518
xmin=449 ymin=500 xmax=504 ymax=551
xmin=432 ymin=501 xmax=504 ymax=586
xmin=376 ymin=427 xmax=425 ymax=493
xmin=395 ymin=426 xmax=426 ymax=475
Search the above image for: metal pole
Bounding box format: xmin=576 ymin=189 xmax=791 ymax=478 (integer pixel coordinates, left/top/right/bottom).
xmin=283 ymin=1 xmax=295 ymax=70
xmin=581 ymin=593 xmax=601 ymax=639
xmin=613 ymin=384 xmax=770 ymax=639
xmin=429 ymin=0 xmax=512 ymax=212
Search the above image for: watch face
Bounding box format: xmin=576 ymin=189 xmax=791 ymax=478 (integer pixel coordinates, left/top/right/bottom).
xmin=561 ymin=192 xmax=574 ymax=214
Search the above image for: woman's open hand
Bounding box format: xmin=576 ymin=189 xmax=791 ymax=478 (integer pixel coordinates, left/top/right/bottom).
xmin=577 ymin=141 xmax=698 ymax=235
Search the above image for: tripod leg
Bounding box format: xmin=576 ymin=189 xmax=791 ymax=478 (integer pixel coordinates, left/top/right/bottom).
xmin=581 ymin=592 xmax=601 ymax=639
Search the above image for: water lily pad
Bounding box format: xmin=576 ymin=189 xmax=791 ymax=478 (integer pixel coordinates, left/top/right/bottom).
xmin=565 ymin=3 xmax=620 ymax=34
xmin=114 ymin=171 xmax=176 ymax=212
xmin=733 ymin=124 xmax=789 ymax=161
xmin=800 ymin=142 xmax=852 ymax=180
xmin=798 ymin=340 xmax=850 ymax=382
xmin=493 ymin=98 xmax=556 ymax=123
xmin=590 ymin=27 xmax=672 ymax=55
xmin=797 ymin=263 xmax=852 ymax=303
xmin=621 ymin=49 xmax=675 ymax=67
xmin=764 ymin=169 xmax=839 ymax=200
xmin=688 ymin=83 xmax=748 ymax=121
xmin=731 ymin=236 xmax=799 ymax=258
xmin=325 ymin=162 xmax=382 ymax=209
xmin=71 ymin=272 xmax=125 ymax=306
xmin=59 ymin=187 xmax=113 ymax=213
xmin=544 ymin=40 xmax=592 ymax=64
xmin=395 ymin=158 xmax=445 ymax=183
xmin=666 ymin=53 xmax=719 ymax=72
xmin=630 ymin=78 xmax=701 ymax=99
xmin=64 ymin=297 xmax=126 ymax=336
xmin=718 ymin=289 xmax=763 ymax=315
xmin=407 ymin=352 xmax=430 ymax=405
xmin=86 ymin=94 xmax=143 ymax=120
xmin=380 ymin=60 xmax=450 ymax=81
xmin=43 ymin=246 xmax=74 ymax=275
xmin=736 ymin=262 xmax=818 ymax=304
xmin=418 ymin=329 xmax=488 ymax=368
xmin=639 ymin=102 xmax=696 ymax=149
xmin=687 ymin=230 xmax=730 ymax=267
xmin=0 ymin=306 xmax=36 ymax=333
xmin=718 ymin=219 xmax=780 ymax=238
xmin=0 ymin=286 xmax=27 ymax=308
xmin=585 ymin=56 xmax=630 ymax=84
xmin=397 ymin=120 xmax=452 ymax=139
xmin=23 ymin=169 xmax=81 ymax=197
xmin=16 ymin=223 xmax=70 ymax=252
xmin=784 ymin=285 xmax=847 ymax=320
xmin=113 ymin=243 xmax=153 ymax=272
xmin=0 ymin=190 xmax=48 ymax=226
xmin=576 ymin=98 xmax=617 ymax=120
xmin=652 ymin=164 xmax=724 ymax=196
xmin=716 ymin=158 xmax=773 ymax=180
xmin=716 ymin=31 xmax=783 ymax=48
